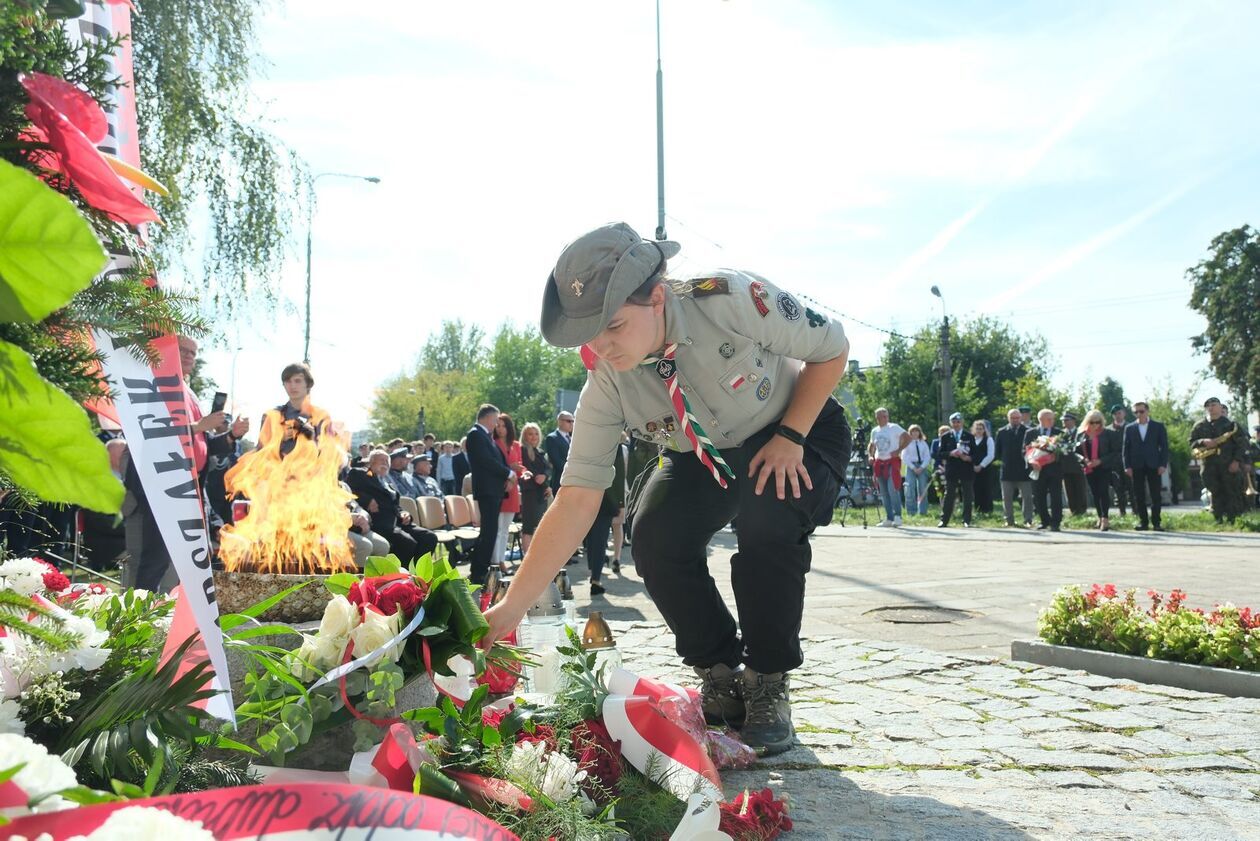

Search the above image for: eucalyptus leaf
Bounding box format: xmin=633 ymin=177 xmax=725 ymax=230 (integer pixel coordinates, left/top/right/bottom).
xmin=0 ymin=159 xmax=107 ymax=323
xmin=0 ymin=339 xmax=124 ymax=511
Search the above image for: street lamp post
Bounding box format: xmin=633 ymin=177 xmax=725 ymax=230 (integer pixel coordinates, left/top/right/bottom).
xmin=304 ymin=172 xmax=381 ymax=363
xmin=654 ymin=0 xmax=667 ymax=241
xmin=931 ymin=285 xmax=955 ymax=423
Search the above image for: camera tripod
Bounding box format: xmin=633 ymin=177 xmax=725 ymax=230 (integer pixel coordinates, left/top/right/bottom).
xmin=837 ymin=451 xmax=881 ymax=529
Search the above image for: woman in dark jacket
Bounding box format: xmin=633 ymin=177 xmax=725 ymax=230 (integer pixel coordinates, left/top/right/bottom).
xmin=1077 ymin=410 xmax=1122 ymax=530
xmin=518 ymin=422 xmax=552 ymax=553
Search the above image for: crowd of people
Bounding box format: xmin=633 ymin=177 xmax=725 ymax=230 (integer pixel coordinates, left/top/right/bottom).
xmin=864 ymin=398 xmax=1259 ymax=531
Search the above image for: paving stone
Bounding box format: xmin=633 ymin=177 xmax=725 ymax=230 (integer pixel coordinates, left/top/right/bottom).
xmin=931 ymin=720 xmax=984 ymax=738
xmin=882 ymin=723 xmax=937 ymax=742
xmin=1011 ymin=715 xmax=1078 ymax=734
xmin=1061 ymin=709 xmax=1157 ymax=730
xmin=887 ymin=744 xmax=945 ymax=767
xmin=995 ymin=747 xmax=1132 ymax=770
xmin=1034 ymin=770 xmax=1111 ymax=788
xmin=1145 ymin=753 xmax=1258 ymax=772
xmin=1101 ymin=770 xmax=1176 ymax=792
xmin=1056 ymin=672 xmax=1125 ymax=688
xmin=1164 ymin=772 xmax=1259 ymax=801
xmin=1023 ymin=693 xmax=1092 ymax=713
xmin=936 ymin=749 xmax=994 ymax=767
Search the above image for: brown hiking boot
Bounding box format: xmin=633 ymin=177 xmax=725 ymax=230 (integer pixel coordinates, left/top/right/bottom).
xmin=694 ymin=663 xmax=745 ymax=727
xmin=740 ymin=668 xmax=794 ymax=755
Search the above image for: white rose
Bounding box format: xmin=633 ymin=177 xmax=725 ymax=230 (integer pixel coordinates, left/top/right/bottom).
xmin=350 ymin=609 xmax=402 ymax=661
xmin=67 ymin=805 xmax=215 ymax=841
xmin=318 ymin=597 xmax=360 ymax=638
xmin=310 ymin=634 xmax=347 ymax=670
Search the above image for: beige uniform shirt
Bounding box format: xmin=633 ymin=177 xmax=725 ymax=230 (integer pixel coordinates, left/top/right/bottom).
xmin=561 ymin=269 xmax=848 ymax=490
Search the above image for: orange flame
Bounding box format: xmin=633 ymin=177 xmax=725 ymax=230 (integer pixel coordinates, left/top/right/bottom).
xmin=219 ymin=401 xmax=355 ymax=575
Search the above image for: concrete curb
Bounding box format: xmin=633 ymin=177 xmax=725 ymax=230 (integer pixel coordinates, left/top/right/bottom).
xmin=1011 ymin=639 xmax=1260 ymax=698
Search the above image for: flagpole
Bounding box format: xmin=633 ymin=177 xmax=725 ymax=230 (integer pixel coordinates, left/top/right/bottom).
xmin=655 ymin=0 xmax=667 ymax=241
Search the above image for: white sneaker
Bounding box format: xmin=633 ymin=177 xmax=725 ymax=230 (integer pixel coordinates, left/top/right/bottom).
xmin=876 ymin=519 xmax=892 ymax=527
xmin=893 ymin=515 xmax=903 ymax=527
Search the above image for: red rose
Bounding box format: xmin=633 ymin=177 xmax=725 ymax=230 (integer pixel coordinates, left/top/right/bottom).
xmin=718 ymin=789 xmax=792 ymax=840
xmin=373 ymin=575 xmax=427 ymax=619
xmin=482 ymin=707 xmax=511 ymax=730
xmin=346 ymin=579 xmax=378 ymax=614
xmin=570 ymin=719 xmax=623 ymax=799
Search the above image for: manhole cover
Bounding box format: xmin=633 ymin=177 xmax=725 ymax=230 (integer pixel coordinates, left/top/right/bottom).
xmin=864 ymin=605 xmax=977 ymax=624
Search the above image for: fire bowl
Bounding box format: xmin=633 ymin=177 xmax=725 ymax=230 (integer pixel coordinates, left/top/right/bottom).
xmin=213 ymin=570 xmax=337 ymax=623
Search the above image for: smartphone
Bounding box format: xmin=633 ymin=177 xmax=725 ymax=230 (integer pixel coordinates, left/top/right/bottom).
xmin=211 ymin=391 xmax=228 ymax=413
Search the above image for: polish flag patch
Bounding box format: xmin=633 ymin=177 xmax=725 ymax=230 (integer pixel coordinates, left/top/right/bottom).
xmin=729 ymin=374 xmax=746 ymax=391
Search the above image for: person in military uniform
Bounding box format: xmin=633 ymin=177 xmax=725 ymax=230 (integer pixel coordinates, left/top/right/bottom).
xmin=482 ymin=223 xmax=851 ymax=756
xmin=1191 ymin=397 xmax=1248 ymax=523
xmin=1059 ymin=411 xmax=1088 ymax=517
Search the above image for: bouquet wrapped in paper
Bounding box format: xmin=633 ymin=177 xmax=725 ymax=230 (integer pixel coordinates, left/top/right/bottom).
xmin=1024 ymin=435 xmax=1058 ymax=480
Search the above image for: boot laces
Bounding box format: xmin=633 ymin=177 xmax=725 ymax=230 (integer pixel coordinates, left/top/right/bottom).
xmin=744 ymin=675 xmax=788 ymax=725
xmin=700 ymin=670 xmax=740 ymax=707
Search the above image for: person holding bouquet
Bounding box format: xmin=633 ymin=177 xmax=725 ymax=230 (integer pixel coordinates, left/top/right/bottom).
xmin=1077 ymin=410 xmax=1121 ymax=530
xmin=1024 ymin=409 xmax=1065 ymax=531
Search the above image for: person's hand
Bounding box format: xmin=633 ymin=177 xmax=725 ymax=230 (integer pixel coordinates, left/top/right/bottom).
xmin=480 ymin=600 xmax=526 ymax=651
xmin=367 ymin=499 xmax=379 ymax=514
xmin=1125 ymin=468 xmax=1133 ymax=477
xmin=230 ymin=416 xmax=249 ymax=438
xmin=504 ymin=478 xmax=514 ymax=493
xmin=960 ymin=453 xmax=972 ymax=462
xmin=1157 ymin=466 xmax=1166 ymax=476
xmin=521 ymin=470 xmax=533 ymax=482
xmin=973 ymin=465 xmax=981 ymax=473
xmin=1090 ymin=458 xmax=1101 ymax=468
xmin=400 ymin=511 xmax=412 ymax=525
xmin=195 ymin=411 xmax=227 ymax=434
xmin=1228 ymin=461 xmax=1240 ymax=474
xmin=350 ymin=511 xmax=369 ymax=533
xmin=749 ymin=434 xmax=811 ymax=499
xmin=535 ymin=473 xmax=547 ymax=485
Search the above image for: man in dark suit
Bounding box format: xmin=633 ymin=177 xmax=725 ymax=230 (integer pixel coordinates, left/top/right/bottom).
xmin=452 ymin=438 xmax=471 ymax=495
xmin=1123 ymin=400 xmax=1170 ymax=531
xmin=994 ymin=408 xmax=1032 ymax=527
xmin=543 ymin=411 xmax=574 ymax=494
xmin=345 ymin=449 xmax=437 ymax=562
xmin=467 ymin=404 xmax=513 ymax=584
xmin=1059 ymin=411 xmax=1089 ymax=517
xmin=1024 ymin=409 xmax=1064 ymax=531
xmin=937 ymin=413 xmax=976 ymax=528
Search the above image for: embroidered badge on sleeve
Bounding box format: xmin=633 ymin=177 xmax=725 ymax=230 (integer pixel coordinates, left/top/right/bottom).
xmin=749 ymin=281 xmax=770 ymax=317
xmin=776 ymin=291 xmax=801 ymax=321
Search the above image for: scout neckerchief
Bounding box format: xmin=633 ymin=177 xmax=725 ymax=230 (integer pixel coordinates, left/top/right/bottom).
xmin=642 ymin=342 xmax=736 ymax=488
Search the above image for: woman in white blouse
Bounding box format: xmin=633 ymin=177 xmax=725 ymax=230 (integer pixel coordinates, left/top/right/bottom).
xmin=970 ymin=419 xmax=997 ymax=515
xmin=901 ymin=425 xmax=932 ymax=516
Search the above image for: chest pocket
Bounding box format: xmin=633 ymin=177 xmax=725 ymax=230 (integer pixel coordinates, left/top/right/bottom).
xmin=718 ymin=342 xmax=766 ymax=399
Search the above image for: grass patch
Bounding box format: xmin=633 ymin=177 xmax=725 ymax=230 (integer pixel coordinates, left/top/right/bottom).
xmin=889 ymin=510 xmax=1260 ymax=534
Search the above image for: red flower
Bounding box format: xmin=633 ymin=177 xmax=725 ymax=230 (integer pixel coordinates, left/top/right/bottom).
xmin=718 ymin=789 xmax=793 ymax=840
xmin=42 ymin=569 xmax=71 ymax=593
xmin=515 ymin=723 xmax=558 ymax=753
xmin=347 ymin=578 xmax=378 ymax=613
xmin=1167 ymin=589 xmax=1186 ymax=612
xmin=482 ymin=707 xmax=511 ymax=730
xmin=374 ymin=575 xmax=427 ymax=619
xmin=570 ymin=719 xmax=623 ymax=799
xmin=19 ymin=72 xmax=158 ymax=226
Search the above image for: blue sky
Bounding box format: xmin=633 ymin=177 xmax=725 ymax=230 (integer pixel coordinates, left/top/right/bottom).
xmin=195 ymin=0 xmax=1260 ymax=431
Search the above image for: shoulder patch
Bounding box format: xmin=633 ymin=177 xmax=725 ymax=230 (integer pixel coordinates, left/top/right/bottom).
xmin=674 ymin=277 xmax=730 ymax=298
xmin=776 ymin=291 xmax=801 ymax=321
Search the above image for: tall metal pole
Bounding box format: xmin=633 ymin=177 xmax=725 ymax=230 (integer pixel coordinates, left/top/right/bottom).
xmin=654 ymin=0 xmax=667 ymax=241
xmin=940 ymin=316 xmax=955 ymax=422
xmin=304 ymin=172 xmax=381 ymax=364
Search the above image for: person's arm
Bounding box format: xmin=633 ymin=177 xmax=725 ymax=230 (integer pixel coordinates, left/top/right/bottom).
xmin=482 ymin=485 xmax=603 ymax=646
xmin=1157 ymin=423 xmax=1169 ymax=472
xmin=750 ymin=344 xmax=850 ymax=499
xmin=898 ymin=428 xmax=911 ymax=450
xmin=978 ymin=436 xmax=995 ymax=469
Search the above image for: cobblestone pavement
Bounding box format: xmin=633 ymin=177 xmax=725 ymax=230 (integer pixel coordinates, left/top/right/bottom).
xmin=614 ymin=622 xmax=1260 ymax=841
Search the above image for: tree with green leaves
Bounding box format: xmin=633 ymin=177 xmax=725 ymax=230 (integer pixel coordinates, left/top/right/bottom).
xmin=130 ymin=0 xmax=308 ymax=315
xmin=1098 ymin=377 xmax=1128 ymax=413
xmin=1188 ymin=225 xmax=1260 ymax=413
xmin=422 ymin=320 xmax=486 ymax=374
xmin=481 ymin=324 xmax=587 ymax=428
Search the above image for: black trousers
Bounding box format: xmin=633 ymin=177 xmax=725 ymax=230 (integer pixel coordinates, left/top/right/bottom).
xmin=386 ymin=522 xmax=438 ymax=564
xmin=1034 ymin=467 xmax=1064 ymax=527
xmin=973 ymin=467 xmax=994 ymax=514
xmin=584 ymin=512 xmax=613 ymax=582
xmin=1086 ymin=471 xmax=1111 ymax=519
xmin=1130 ymin=467 xmax=1162 ymax=526
xmin=1109 ymin=470 xmax=1130 ymax=515
xmin=1063 ymin=471 xmax=1089 ymax=517
xmin=941 ymin=473 xmax=973 ymax=525
xmin=470 ymin=493 xmax=503 ymax=583
xmin=629 ymin=422 xmax=841 ymax=675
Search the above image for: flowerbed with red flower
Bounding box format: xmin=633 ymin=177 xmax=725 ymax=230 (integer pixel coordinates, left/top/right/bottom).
xmin=1039 ymin=583 xmax=1259 ymax=671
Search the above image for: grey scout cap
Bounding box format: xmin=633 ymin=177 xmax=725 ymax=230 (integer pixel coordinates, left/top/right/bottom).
xmin=541 ymin=222 xmax=681 ymax=348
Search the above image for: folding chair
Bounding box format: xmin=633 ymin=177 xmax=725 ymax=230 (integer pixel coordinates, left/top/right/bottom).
xmin=398 ymin=495 xmax=419 ymax=523
xmin=418 ymin=496 xmax=459 ymax=564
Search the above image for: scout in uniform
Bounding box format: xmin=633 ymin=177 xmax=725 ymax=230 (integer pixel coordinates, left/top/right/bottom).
xmin=1191 ymin=397 xmax=1247 ymax=523
xmin=482 ymin=223 xmax=851 ymax=755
